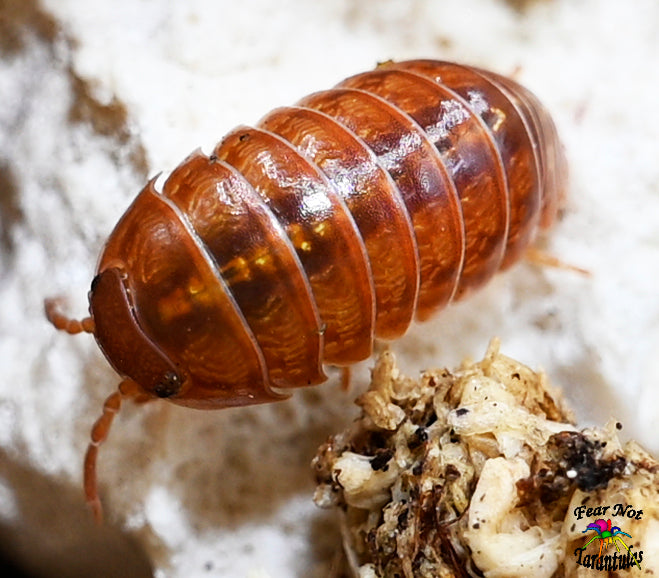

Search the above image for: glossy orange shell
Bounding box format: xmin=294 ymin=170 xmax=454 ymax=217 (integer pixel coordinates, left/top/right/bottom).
xmin=92 ymin=60 xmax=567 ymax=409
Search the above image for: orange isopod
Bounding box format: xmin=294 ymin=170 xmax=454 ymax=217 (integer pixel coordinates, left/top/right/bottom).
xmin=46 ymin=59 xmax=567 ymax=522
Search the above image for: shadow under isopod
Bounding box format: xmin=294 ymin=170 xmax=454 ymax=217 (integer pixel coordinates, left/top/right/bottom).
xmin=0 ymin=448 xmax=153 ymax=578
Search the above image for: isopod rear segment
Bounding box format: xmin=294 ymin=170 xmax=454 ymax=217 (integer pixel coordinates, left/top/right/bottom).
xmin=46 ymin=59 xmax=567 ymax=521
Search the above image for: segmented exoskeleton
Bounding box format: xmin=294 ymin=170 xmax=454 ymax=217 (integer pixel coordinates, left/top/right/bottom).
xmin=46 ymin=59 xmax=567 ymax=521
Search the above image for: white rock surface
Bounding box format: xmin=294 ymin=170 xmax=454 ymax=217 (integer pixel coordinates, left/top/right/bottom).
xmin=1 ymin=0 xmax=658 ymax=576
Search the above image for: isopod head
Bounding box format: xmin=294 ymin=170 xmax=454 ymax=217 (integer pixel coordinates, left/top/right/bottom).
xmin=89 ymin=267 xmax=184 ymax=400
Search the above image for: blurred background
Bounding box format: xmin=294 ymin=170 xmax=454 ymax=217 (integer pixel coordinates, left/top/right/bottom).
xmin=1 ymin=0 xmax=658 ymax=575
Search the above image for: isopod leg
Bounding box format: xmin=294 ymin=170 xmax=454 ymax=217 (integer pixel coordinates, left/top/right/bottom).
xmin=44 ymin=298 xmax=95 ymax=334
xmin=84 ymin=379 xmax=148 ymax=523
xmin=340 ymin=367 xmax=351 ymax=392
xmin=524 ymin=247 xmax=590 ymax=276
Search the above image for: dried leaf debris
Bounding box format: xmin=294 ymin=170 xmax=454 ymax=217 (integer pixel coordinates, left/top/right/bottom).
xmin=313 ymin=340 xmax=659 ymax=577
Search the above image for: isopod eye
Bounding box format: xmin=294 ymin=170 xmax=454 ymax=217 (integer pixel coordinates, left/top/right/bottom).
xmin=154 ymin=371 xmax=182 ymax=398
xmin=89 ymin=267 xmax=185 ymax=399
